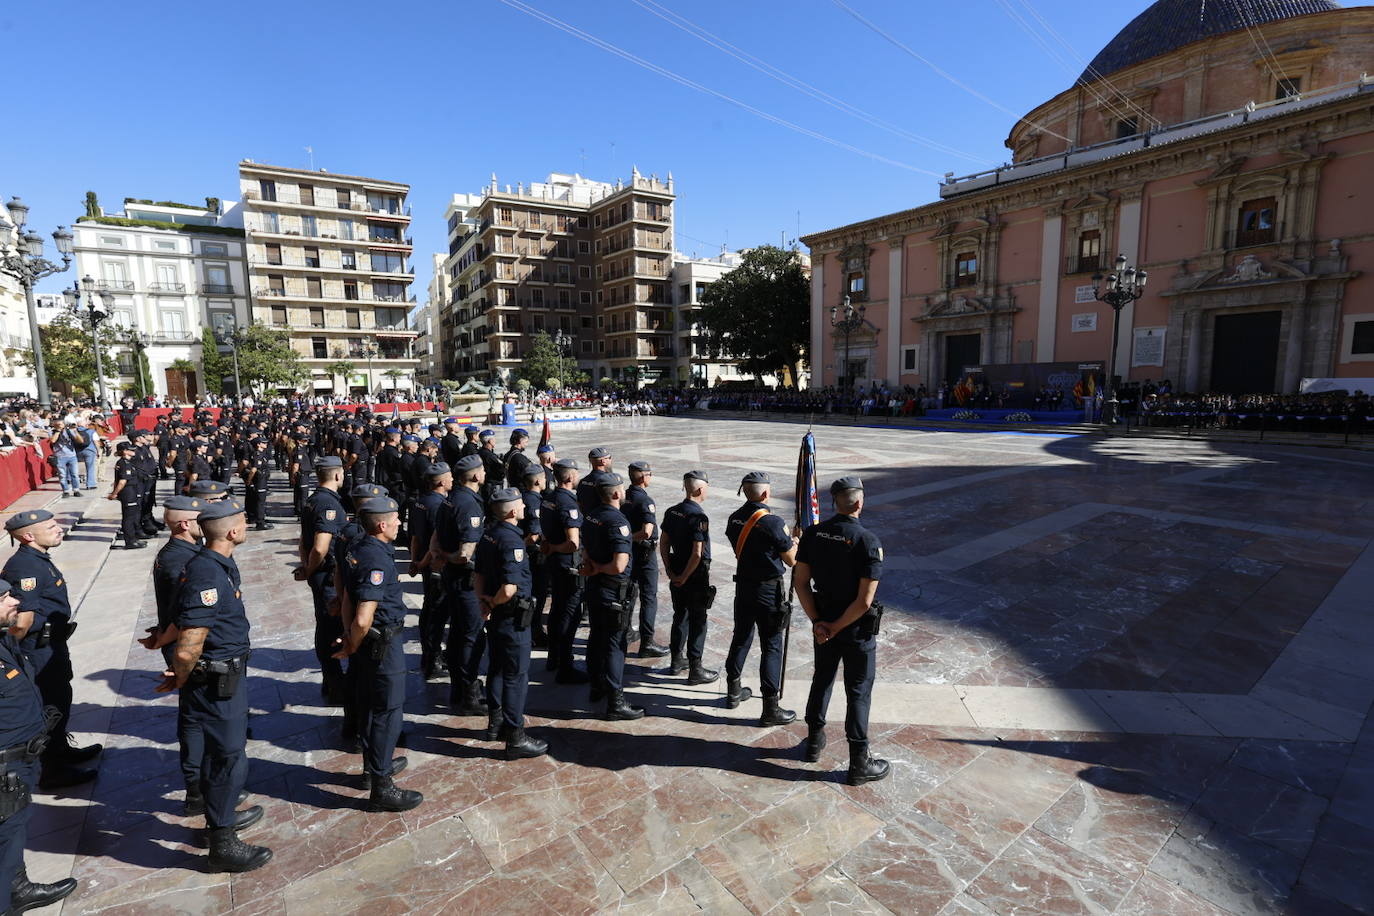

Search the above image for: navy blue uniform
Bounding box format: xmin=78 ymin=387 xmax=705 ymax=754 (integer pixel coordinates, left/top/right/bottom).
xmin=540 ymin=488 xmax=583 ymax=670
xmin=301 ymin=487 xmax=348 ymax=693
xmin=576 ymin=468 xmax=614 ymax=515
xmin=1 ymin=546 xmax=75 ymax=746
xmin=176 ymin=550 xmax=252 ymax=830
xmin=113 ymin=456 xmax=145 ymax=544
xmin=412 ymin=489 xmax=450 ymax=666
xmin=243 ymin=451 xmax=272 ymax=525
xmin=0 ymin=632 xmax=45 ymax=913
xmin=661 ymin=500 xmax=712 ymax=664
xmin=436 ymin=487 xmax=487 ymax=687
xmin=504 ymin=448 xmax=533 ymax=490
xmin=622 ymin=484 xmax=659 ymax=642
xmin=519 ymin=488 xmax=547 ymax=636
xmin=797 ymin=515 xmax=884 ymax=746
xmin=343 ymin=535 xmax=406 ymax=779
xmin=475 ymin=521 xmax=534 ymax=733
xmin=582 ymin=504 xmax=633 ymax=694
xmin=724 ymin=502 xmax=793 ymax=699
xmin=153 ymin=537 xmax=204 ymax=790
xmin=134 ymin=442 xmax=161 ymax=533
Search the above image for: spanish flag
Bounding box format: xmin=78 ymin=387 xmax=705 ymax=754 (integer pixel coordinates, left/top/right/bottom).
xmin=953 ymin=375 xmax=974 ymax=406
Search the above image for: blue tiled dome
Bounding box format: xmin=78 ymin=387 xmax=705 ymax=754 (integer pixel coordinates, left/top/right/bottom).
xmin=1080 ymin=0 xmax=1343 ymax=81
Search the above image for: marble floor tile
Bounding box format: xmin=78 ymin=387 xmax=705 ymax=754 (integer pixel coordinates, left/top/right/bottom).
xmin=964 ymin=829 xmax=1137 ymax=915
xmin=771 ymin=866 xmax=896 ymax=916
xmin=839 ymin=809 xmax=993 ymax=916
xmin=441 ymin=833 xmax=620 ymax=916
xmin=611 ymin=856 xmax=750 ymax=915
xmin=1114 ymin=873 xmax=1238 ymax=915
xmin=1192 ymin=765 xmax=1329 ymax=859
xmin=1034 ymin=776 xmax=1190 ymax=878
xmin=1149 ymin=816 xmax=1303 ymax=916
xmin=1296 ymin=814 xmax=1374 ymax=915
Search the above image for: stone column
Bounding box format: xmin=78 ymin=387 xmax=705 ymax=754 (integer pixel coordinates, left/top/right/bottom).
xmin=1184 ymin=309 xmax=1203 ymax=391
xmin=887 ymin=239 xmax=903 ymax=384
xmin=809 ymin=255 xmax=825 ymax=387
xmin=1282 ymin=300 xmax=1305 ymax=393
xmin=1037 ymin=214 xmax=1063 ymax=362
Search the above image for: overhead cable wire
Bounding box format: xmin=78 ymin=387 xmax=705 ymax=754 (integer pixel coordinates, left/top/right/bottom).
xmin=1231 ymin=0 xmax=1289 ymax=89
xmin=494 ymin=0 xmax=944 ymax=177
xmin=627 ymin=0 xmax=992 ymax=165
xmin=829 ymin=0 xmax=1074 ymax=143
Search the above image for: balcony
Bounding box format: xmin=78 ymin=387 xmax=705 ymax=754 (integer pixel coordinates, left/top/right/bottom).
xmin=97 ymin=280 xmax=135 ymax=291
xmin=149 ymin=330 xmax=196 ymax=341
xmin=148 ymin=282 xmax=187 ymax=293
xmin=945 ymin=273 xmax=977 ymax=290
xmin=367 ymin=235 xmax=414 ymax=247
xmin=1064 ymin=255 xmax=1102 ymax=275
xmin=203 ymin=283 xmax=235 ymax=294
xmin=1224 ymin=224 xmax=1282 ymax=250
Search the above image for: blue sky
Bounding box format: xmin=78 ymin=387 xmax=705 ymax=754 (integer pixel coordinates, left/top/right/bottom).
xmin=5 ymin=0 xmax=1352 ymax=298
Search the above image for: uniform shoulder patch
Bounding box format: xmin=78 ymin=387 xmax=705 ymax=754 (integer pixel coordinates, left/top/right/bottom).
xmin=513 ymin=548 xmax=524 ymax=562
xmin=568 ymin=509 xmax=579 ymax=519
xmin=877 ymin=547 xmax=884 ymax=561
xmin=324 ymin=509 xmax=337 ymax=521
xmin=619 ymin=525 xmax=630 ymax=536
xmin=369 ymin=569 xmax=384 ymax=586
xmin=470 ymin=516 xmax=482 ymax=528
xmin=19 ymin=578 xmax=36 ymax=591
xmin=200 ymin=588 xmax=219 ymax=606
xmin=647 ymin=504 xmax=655 ymax=513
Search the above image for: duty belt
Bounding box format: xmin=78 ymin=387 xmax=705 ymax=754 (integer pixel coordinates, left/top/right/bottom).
xmin=0 ymin=733 xmax=47 ymax=764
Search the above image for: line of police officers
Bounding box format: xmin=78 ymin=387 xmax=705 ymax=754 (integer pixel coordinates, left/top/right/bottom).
xmin=0 ymin=405 xmax=890 ymax=898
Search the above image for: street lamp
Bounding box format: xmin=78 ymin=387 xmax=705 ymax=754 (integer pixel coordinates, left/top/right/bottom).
xmin=1092 ymin=254 xmax=1148 ymax=425
xmin=829 ymin=294 xmax=866 ymax=390
xmin=0 ymin=197 xmax=73 ymax=407
xmin=213 ymin=325 xmax=244 ymax=398
xmin=552 ymin=328 xmax=571 ymax=392
xmin=129 ymin=330 xmax=151 ymax=400
xmin=63 ymin=275 xmax=115 ymax=408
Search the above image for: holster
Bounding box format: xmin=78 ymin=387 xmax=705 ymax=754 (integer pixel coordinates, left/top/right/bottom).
xmin=611 ymin=579 xmax=638 ymax=631
xmin=198 ymin=653 xmax=250 ymax=700
xmin=0 ymin=770 xmax=32 ymax=824
xmin=33 ymin=622 xmax=52 ymax=649
xmin=447 ymin=563 xmax=474 ymax=591
xmin=495 ymin=595 xmax=537 ymax=629
xmin=855 ymin=602 xmax=885 ymax=639
xmin=363 ymin=624 xmax=400 ymax=661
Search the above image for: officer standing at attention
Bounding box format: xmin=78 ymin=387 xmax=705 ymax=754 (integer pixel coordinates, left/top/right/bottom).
xmin=409 ymin=462 xmax=452 ymax=680
xmin=518 ymin=463 xmax=550 ymax=648
xmin=294 ymin=456 xmax=349 ymax=705
xmin=186 ymin=439 xmax=213 ymax=495
xmin=243 ymin=438 xmax=274 ymax=531
xmin=160 ymin=499 xmax=272 ymax=871
xmin=1 ymin=511 xmax=101 ymax=789
xmin=474 ymin=487 xmax=548 ymax=758
xmin=477 ymin=430 xmax=504 ymax=502
xmin=581 ymin=473 xmax=644 ymax=720
xmin=659 ymin=471 xmax=720 ymax=686
xmin=133 ymin=429 xmax=163 ymax=538
xmin=794 ymin=476 xmax=889 ymax=786
xmin=536 ymin=443 xmax=557 ymax=491
xmin=502 ymin=428 xmax=532 ymax=489
xmin=723 ymin=471 xmax=798 ymax=726
xmin=440 ymin=418 xmax=464 ymax=468
xmin=108 ymin=441 xmax=148 ymax=550
xmin=576 ymin=447 xmax=614 ymax=514
xmin=458 ymin=425 xmax=482 ymax=459
xmin=540 ymin=459 xmax=588 ymax=683
xmin=0 ymin=578 xmax=80 ymax=915
xmin=623 ymin=461 xmax=668 ymax=658
xmin=337 ymin=496 xmax=423 ymax=812
xmin=432 ymin=454 xmax=488 ymax=715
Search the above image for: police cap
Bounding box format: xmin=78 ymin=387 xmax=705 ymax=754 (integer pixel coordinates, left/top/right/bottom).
xmin=115 ymin=440 xmax=135 ymax=452
xmin=424 ymin=461 xmax=452 ymax=477
xmin=351 ymin=484 xmax=387 ymax=500
xmin=479 ymin=429 xmax=495 ymax=440
xmin=628 ymin=461 xmax=652 ymax=473
xmin=314 ymin=456 xmax=344 ymax=469
xmin=4 ymin=509 xmax=54 ymax=532
xmin=188 ymin=480 xmax=229 ymax=497
xmin=684 ymin=470 xmax=709 ymax=483
xmin=357 ymin=496 xmax=399 ymax=515
xmin=510 ymin=428 xmax=529 ymax=442
xmin=489 ymin=486 xmax=522 ymax=505
xmin=597 ymin=473 xmax=625 ymax=489
xmin=553 ymin=458 xmax=579 ymax=471
xmin=536 ymin=444 xmax=554 ymax=455
xmin=198 ymin=499 xmax=245 ymax=521
xmin=830 ymin=475 xmax=864 ymax=494
xmin=588 ymin=446 xmax=610 ymax=460
xmin=454 ymin=455 xmax=482 ymax=472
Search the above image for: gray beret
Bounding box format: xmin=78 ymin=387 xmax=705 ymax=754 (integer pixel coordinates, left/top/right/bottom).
xmin=351 ymin=484 xmax=388 ymax=500
xmin=588 ymin=446 xmax=610 ymax=460
xmin=830 ymin=475 xmax=864 ymax=494
xmin=314 ymin=456 xmax=344 ymax=469
xmin=741 ymin=471 xmax=771 ymax=486
xmin=424 ymin=461 xmax=451 ymax=477
xmin=198 ymin=499 xmax=246 ymax=521
xmin=454 ymin=455 xmax=482 ymax=472
xmin=358 ymin=496 xmax=399 ymax=514
xmin=189 ymin=480 xmax=229 ymax=497
xmin=163 ymin=495 xmax=204 ymax=511
xmin=628 ymin=461 xmax=651 ymax=473
xmin=684 ymin=470 xmax=709 ymax=483
xmin=489 ymin=486 xmax=522 ymax=505
xmin=553 ymin=459 xmax=579 ymax=471
xmin=597 ymin=473 xmax=625 ymax=489
xmin=5 ymin=510 xmax=54 ymax=532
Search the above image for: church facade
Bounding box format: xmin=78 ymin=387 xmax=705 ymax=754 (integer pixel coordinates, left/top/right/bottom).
xmin=801 ymin=1 xmax=1374 ymax=394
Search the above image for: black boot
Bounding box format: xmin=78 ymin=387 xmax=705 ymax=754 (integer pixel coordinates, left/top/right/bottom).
xmin=638 ymin=641 xmax=670 ymax=658
xmin=759 ymin=696 xmax=796 ymax=727
xmin=9 ymin=865 xmax=77 ymax=913
xmin=724 ymin=679 xmax=753 ymax=709
xmin=37 ymin=763 xmax=97 ymax=790
xmin=603 ymin=692 xmax=645 ymax=721
xmin=504 ymin=728 xmax=548 ymax=760
xmin=803 ymin=726 xmax=827 ymax=762
xmin=45 ymin=733 xmax=103 ymax=764
xmin=368 ymin=776 xmax=423 ymax=812
xmin=847 ymin=745 xmax=891 ymax=786
xmin=185 ymin=789 xmax=249 ymax=817
xmin=231 ymin=804 xmax=264 ymax=830
xmin=686 ymin=662 xmax=719 ymax=686
xmin=450 ymin=680 xmax=486 ymax=716
xmin=485 ymin=709 xmax=504 ymax=741
xmin=531 ymin=627 xmax=549 ymax=649
xmin=361 ymin=757 xmax=408 ymax=790
xmin=207 ymin=827 xmax=273 ymax=873
xmin=666 ymin=655 xmax=688 ymax=676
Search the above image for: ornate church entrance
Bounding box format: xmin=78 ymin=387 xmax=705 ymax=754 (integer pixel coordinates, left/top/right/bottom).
xmin=1210 ymin=311 xmax=1281 ymax=393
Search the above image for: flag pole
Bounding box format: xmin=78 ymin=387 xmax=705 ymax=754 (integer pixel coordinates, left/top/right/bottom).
xmin=780 ymin=432 xmax=810 ymax=702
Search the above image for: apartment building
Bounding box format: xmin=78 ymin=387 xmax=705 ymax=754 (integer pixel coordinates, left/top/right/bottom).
xmin=438 ymin=169 xmax=675 ymax=386
xmin=239 ymin=161 xmax=418 ymax=397
xmin=72 ymin=198 xmax=249 ymax=399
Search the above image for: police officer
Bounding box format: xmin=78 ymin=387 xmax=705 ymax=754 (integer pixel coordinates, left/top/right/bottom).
xmin=160 ymin=499 xmax=273 ymax=870
xmin=294 ymin=456 xmax=349 ymax=705
xmin=190 ymin=479 xmax=231 ymax=501
xmin=409 ymin=462 xmax=452 ymax=679
xmin=133 ymin=429 xmax=163 ymax=537
xmin=795 ymin=476 xmax=889 ymax=786
xmin=581 ymin=473 xmax=643 ymax=720
xmin=459 ymin=425 xmax=482 ymax=459
xmin=338 ymin=496 xmax=423 ymax=812
xmin=376 ymin=427 xmax=405 ymax=501
xmin=289 ymin=432 xmax=317 ymax=518
xmin=439 ymin=418 xmax=464 ymax=467
xmin=540 ymin=459 xmax=588 ymax=683
xmin=0 ymin=578 xmax=79 ymax=915
xmin=659 ymin=471 xmax=720 ymax=686
xmin=108 ymin=440 xmax=148 ymax=549
xmin=1 ymin=511 xmax=101 ymax=789
xmin=477 ymin=430 xmax=504 ymax=502
xmin=535 ymin=443 xmax=557 ymax=491
xmin=502 ymin=428 xmax=532 ymax=489
xmin=518 ymin=463 xmax=549 ymax=648
xmin=243 ymin=438 xmax=274 ymax=531
xmin=433 ymin=454 xmax=488 ymax=714
xmin=167 ymin=421 xmax=191 ymax=494
xmin=724 ymin=471 xmax=798 ymax=726
xmin=623 ymin=461 xmax=668 ymax=658
xmin=186 ymin=438 xmax=213 ymax=495
xmin=576 ymin=447 xmax=614 ymax=514
xmin=474 ymin=488 xmax=547 ymax=759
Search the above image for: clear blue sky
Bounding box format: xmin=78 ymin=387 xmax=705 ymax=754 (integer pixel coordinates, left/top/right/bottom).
xmin=5 ymin=0 xmax=1351 ymax=298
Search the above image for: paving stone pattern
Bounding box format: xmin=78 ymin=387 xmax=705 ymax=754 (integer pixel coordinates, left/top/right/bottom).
xmin=10 ymin=417 xmax=1374 ymax=914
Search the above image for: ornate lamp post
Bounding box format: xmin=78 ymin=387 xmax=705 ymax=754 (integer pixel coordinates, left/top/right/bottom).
xmin=0 ymin=198 xmax=73 ymax=407
xmin=213 ymin=325 xmax=244 ymax=397
xmin=63 ymin=275 xmax=115 ymax=408
xmin=829 ymin=294 xmax=865 ymax=390
xmin=552 ymin=328 xmax=571 ymax=392
xmin=129 ymin=330 xmax=151 ymax=400
xmin=1092 ymin=254 xmax=1147 ymax=424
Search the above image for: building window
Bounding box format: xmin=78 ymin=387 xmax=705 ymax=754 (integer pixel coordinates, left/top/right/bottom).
xmin=1353 ymin=320 xmax=1374 ymax=355
xmin=370 ymin=251 xmax=404 ymax=273
xmin=341 ymin=250 xmax=357 ymax=270
xmin=302 ymin=214 xmax=317 ymax=237
xmin=259 ymin=180 xmax=277 ymax=201
xmin=203 ymin=242 xmax=227 ymax=256
xmin=902 ymin=346 xmax=918 ymax=373
xmin=847 ymin=272 xmax=864 ymax=295
xmin=309 ymin=307 xmax=325 ymax=328
xmin=531 ymin=289 xmax=544 ymax=307
xmin=154 ymin=240 xmax=177 ymax=251
xmin=578 ymin=240 xmax=590 ymax=254
xmin=265 ymin=243 xmax=282 ymax=265
xmin=271 ymin=305 xmax=288 ymax=325
xmin=558 ymin=290 xmax=571 ymax=307
xmin=695 ymin=282 xmax=709 ymax=301
xmin=99 ymin=235 xmax=124 ymax=247
xmin=311 ymin=336 xmax=327 ymax=358
xmin=598 ymin=340 xmax=605 ymax=353
xmin=336 ymin=188 xmax=352 ymax=209
xmin=304 ymin=246 xmax=320 ymax=268
xmin=299 ymin=184 xmax=314 ymax=206
xmin=1115 ymin=117 xmax=1138 ymax=139
xmin=160 ymin=310 xmax=186 ymax=336
xmin=1076 ymin=230 xmax=1101 ymax=273
xmin=1236 ymin=197 xmax=1277 ymax=247
xmin=1276 ymin=77 xmax=1301 ymax=100
xmin=580 ymin=292 xmax=592 ymax=305
xmin=339 ymin=219 xmax=355 ymax=241
xmin=497 ymin=207 xmax=513 ymax=224
xmin=344 ymin=281 xmax=359 ymax=300
xmin=954 ymin=252 xmax=977 ymax=286
xmin=346 ymin=309 xmax=361 ymax=329
xmin=267 ymin=274 xmax=285 ymax=294
xmin=579 ymin=266 xmax=591 ymax=279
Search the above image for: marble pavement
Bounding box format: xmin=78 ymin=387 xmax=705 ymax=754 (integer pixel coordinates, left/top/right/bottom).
xmin=8 ymin=415 xmax=1374 ymax=915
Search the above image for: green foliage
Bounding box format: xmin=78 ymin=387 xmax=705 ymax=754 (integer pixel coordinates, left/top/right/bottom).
xmin=19 ymin=314 xmax=119 ymax=397
xmin=517 ymin=331 xmax=566 ymax=390
xmin=697 ymin=245 xmax=810 ymax=381
xmin=168 ymin=358 xmax=197 ymax=372
xmin=122 ymin=198 xmax=204 ymax=210
xmin=75 ymin=216 xmax=244 ymax=237
xmin=118 ymin=327 xmax=155 ymax=396
xmin=515 ymin=378 xmax=531 ymax=391
xmin=199 ymin=327 xmax=231 ymax=395
xmin=83 ymin=191 xmax=100 ymax=218
xmin=326 ymin=360 xmax=355 ymax=384
xmin=234 ymin=324 xmax=305 ymax=393
xmin=205 ymin=197 xmax=220 ymax=212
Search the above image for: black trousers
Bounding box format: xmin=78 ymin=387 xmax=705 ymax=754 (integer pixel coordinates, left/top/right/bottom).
xmin=631 ymin=545 xmax=659 ymax=641
xmin=179 ymin=671 xmax=249 ymax=829
xmin=417 ymin=573 xmax=445 ymax=662
xmin=307 ymin=570 xmax=345 ymax=691
xmin=484 ymin=612 xmax=532 ymax=730
xmin=441 ymin=567 xmax=486 ymax=686
xmin=245 ymin=483 xmax=268 ymax=524
xmin=668 ymin=578 xmax=710 ymax=663
xmin=803 ymin=626 xmax=876 ymax=746
xmin=118 ymin=497 xmax=143 ymax=544
xmin=0 ymin=758 xmax=36 ymax=912
xmin=22 ymin=631 xmax=73 ymax=743
xmin=724 ymin=579 xmax=787 ymax=698
xmin=351 ymin=634 xmax=405 ymax=777
xmin=548 ymin=559 xmax=583 ymax=669
xmin=140 ymin=478 xmax=158 ymax=532
xmin=530 ymin=554 xmax=549 ymax=632
xmin=587 ymin=594 xmax=629 ymax=693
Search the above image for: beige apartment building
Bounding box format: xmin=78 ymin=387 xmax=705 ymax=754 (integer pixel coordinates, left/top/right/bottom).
xmin=439 ymin=169 xmax=675 ymax=386
xmin=238 ymin=161 xmax=418 ymax=397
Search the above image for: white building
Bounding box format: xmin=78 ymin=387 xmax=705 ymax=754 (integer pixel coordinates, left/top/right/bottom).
xmin=72 ymin=198 xmax=249 ymax=400
xmin=0 ymin=198 xmax=42 ymax=397
xmin=670 ymin=249 xmax=750 ymax=386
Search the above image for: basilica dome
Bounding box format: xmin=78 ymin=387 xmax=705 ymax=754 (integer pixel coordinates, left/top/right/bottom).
xmin=1080 ymin=0 xmax=1343 ymax=81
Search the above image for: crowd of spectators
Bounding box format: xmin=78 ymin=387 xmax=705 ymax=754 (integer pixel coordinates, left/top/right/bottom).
xmin=1135 ymin=389 xmax=1373 ymax=432
xmin=0 ymin=399 xmax=115 ymax=492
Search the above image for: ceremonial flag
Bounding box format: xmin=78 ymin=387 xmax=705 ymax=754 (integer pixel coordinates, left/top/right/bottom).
xmin=796 ymin=431 xmax=819 ymax=531
xmin=539 ymin=412 xmax=552 ymax=449
xmin=953 ymin=375 xmax=975 ymax=406
xmin=391 ymin=402 xmax=400 ymax=422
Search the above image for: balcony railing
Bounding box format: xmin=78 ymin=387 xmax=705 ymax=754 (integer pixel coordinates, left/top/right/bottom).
xmin=367 ymin=235 xmax=413 ymax=247
xmin=149 ymin=330 xmax=196 ymax=341
xmin=1224 ymin=224 xmax=1283 ymax=249
xmin=148 ymin=282 xmax=187 ymax=292
xmin=1064 ymin=255 xmax=1102 ymax=275
xmin=202 ymin=283 xmax=235 ymax=294
xmin=98 ymin=280 xmax=135 ymax=290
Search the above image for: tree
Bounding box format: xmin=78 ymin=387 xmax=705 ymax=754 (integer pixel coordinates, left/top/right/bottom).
xmin=18 ymin=314 xmax=119 ymax=398
xmin=697 ymin=245 xmax=809 ymax=384
xmin=234 ymin=323 xmax=305 ymax=394
xmin=517 ymin=331 xmax=564 ymax=390
xmin=382 ymin=368 xmax=405 ymax=390
xmin=326 ymin=359 xmax=355 ymax=393
xmin=83 ymin=191 xmax=100 ymax=218
xmin=199 ymin=327 xmax=231 ymax=395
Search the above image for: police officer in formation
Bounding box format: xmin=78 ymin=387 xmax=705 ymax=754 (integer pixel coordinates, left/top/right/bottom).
xmin=133 ymin=429 xmax=164 ymax=538
xmin=502 ymin=428 xmax=533 ymax=488
xmin=517 ymin=462 xmax=549 ymax=647
xmin=622 ymin=461 xmax=668 ymax=658
xmin=410 ymin=462 xmax=452 ymax=679
xmin=242 ymin=437 xmax=274 ymax=531
xmin=582 ymin=473 xmax=644 ymax=719
xmin=433 ymin=454 xmax=488 ymax=714
xmin=296 ymin=455 xmax=349 ymax=705
xmin=541 ymin=458 xmax=588 ymax=683
xmin=724 ymin=471 xmax=797 ymax=727
xmin=660 ymin=471 xmax=719 ymax=686
xmin=108 ymin=441 xmax=149 ymax=549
